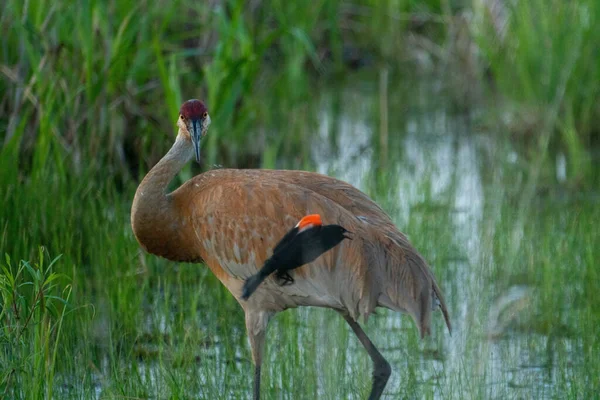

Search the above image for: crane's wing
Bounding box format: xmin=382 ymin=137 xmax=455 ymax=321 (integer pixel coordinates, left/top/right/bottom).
xmin=267 ymin=170 xmax=452 ymax=334
xmin=173 ymin=168 xmax=451 ymax=335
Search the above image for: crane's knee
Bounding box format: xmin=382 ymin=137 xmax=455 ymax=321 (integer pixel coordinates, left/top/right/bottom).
xmin=374 ymin=358 xmax=391 ymax=381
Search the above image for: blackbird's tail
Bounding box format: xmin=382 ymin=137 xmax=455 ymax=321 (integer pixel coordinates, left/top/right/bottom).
xmin=241 ymin=258 xmax=279 ymax=300
xmin=241 ymin=274 xmax=265 ymax=300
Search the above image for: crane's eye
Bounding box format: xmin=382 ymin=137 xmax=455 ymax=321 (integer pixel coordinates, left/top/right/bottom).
xmin=202 ymin=112 xmax=208 ymax=118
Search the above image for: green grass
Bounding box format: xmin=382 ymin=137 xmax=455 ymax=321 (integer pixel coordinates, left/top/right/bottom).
xmin=0 ymin=249 xmax=71 ymax=399
xmin=1 ymin=0 xmax=599 ymax=399
xmin=4 ymin=0 xmax=595 ymax=177
xmin=473 ymin=0 xmax=600 ymax=184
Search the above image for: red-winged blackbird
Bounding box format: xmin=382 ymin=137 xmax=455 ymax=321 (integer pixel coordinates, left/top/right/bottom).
xmin=241 ymin=214 xmax=352 ymax=300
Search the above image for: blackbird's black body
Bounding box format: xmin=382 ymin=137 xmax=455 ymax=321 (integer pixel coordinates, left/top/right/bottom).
xmin=241 ymin=224 xmax=351 ymax=300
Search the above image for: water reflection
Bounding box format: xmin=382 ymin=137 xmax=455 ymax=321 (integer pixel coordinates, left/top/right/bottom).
xmin=310 ymin=81 xmax=564 ymax=399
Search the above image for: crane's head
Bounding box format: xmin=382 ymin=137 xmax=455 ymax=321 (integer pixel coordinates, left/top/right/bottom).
xmin=177 ymin=99 xmax=211 ymax=163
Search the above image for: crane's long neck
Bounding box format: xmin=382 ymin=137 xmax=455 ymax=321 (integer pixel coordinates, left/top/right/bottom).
xmin=131 ymin=135 xmax=196 ymax=261
xmin=134 ymin=136 xmax=193 ymax=202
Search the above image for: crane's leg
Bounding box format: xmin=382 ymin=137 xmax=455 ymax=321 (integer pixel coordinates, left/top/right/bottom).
xmin=340 ymin=312 xmax=391 ymax=400
xmin=245 ymin=310 xmax=271 ymax=400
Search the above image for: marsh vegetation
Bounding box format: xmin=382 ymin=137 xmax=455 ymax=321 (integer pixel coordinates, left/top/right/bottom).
xmin=1 ymin=0 xmax=599 ymax=398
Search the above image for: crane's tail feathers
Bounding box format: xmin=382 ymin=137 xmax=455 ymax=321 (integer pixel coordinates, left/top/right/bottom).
xmin=241 ymin=274 xmax=265 ymax=300
xmin=440 ymin=302 xmax=452 ymax=336
xmin=432 ymin=282 xmax=452 ymax=335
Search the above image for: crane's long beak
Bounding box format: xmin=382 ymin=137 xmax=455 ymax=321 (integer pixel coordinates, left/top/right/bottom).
xmin=191 ymin=118 xmax=203 ymax=163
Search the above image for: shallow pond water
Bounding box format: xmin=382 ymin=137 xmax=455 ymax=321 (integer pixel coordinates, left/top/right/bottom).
xmin=307 ymin=80 xmax=560 ymax=399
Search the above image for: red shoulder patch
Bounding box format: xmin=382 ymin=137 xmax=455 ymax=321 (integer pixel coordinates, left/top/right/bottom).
xmin=296 ymin=214 xmax=323 ymax=230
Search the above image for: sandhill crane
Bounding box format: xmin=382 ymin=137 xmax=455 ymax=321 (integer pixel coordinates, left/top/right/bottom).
xmin=131 ymin=99 xmax=452 ymax=400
